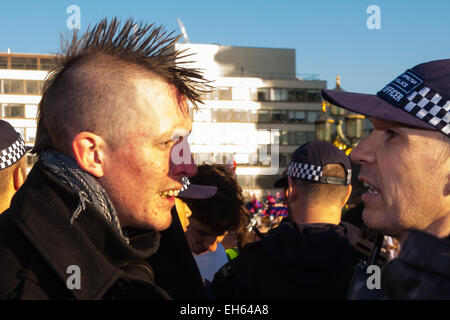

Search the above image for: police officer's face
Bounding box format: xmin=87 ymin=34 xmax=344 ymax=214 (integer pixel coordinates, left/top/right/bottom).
xmin=100 ymin=78 xmax=197 ymax=231
xmin=351 ymin=118 xmax=450 ymax=241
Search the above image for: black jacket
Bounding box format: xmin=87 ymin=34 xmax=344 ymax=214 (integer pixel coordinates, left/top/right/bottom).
xmin=210 ymin=221 xmax=364 ymax=300
xmin=381 ymin=230 xmax=450 ymax=299
xmin=0 ymin=162 xmax=171 ymax=300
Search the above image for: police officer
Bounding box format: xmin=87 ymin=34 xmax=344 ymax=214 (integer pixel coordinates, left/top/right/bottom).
xmin=322 ymin=59 xmax=450 ymax=299
xmin=209 ymin=141 xmax=364 ymax=299
xmin=0 ymin=120 xmax=28 ymax=213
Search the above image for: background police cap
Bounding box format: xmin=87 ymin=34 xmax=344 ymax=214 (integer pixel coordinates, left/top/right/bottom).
xmin=322 ymin=59 xmax=450 ymax=137
xmin=0 ymin=120 xmax=30 ymax=170
xmin=273 ymin=168 xmax=288 ymax=188
xmin=287 ymin=141 xmax=352 ymax=186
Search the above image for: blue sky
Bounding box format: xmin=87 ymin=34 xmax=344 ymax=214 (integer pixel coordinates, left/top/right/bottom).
xmin=1 ymin=0 xmax=449 ymax=93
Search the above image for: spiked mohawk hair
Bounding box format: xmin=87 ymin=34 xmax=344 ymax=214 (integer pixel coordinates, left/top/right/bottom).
xmin=33 ymin=18 xmax=209 ymax=154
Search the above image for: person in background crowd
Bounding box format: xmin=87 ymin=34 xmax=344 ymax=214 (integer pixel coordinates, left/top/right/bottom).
xmin=182 ymin=164 xmax=249 ymax=283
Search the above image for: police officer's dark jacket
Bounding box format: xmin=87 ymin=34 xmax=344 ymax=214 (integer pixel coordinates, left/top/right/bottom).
xmin=381 ymin=230 xmax=450 ymax=299
xmin=210 ymin=221 xmax=364 ymax=299
xmin=0 ymin=162 xmax=171 ymax=300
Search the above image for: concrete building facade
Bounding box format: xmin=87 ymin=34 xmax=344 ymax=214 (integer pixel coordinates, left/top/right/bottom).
xmin=176 ymin=44 xmax=327 ymax=198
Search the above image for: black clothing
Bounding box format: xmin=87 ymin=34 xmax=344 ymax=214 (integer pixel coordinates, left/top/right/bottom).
xmin=381 ymin=230 xmax=450 ymax=299
xmin=147 ymin=207 xmax=207 ymax=299
xmin=210 ymin=221 xmax=364 ymax=299
xmin=0 ymin=163 xmax=170 ymax=300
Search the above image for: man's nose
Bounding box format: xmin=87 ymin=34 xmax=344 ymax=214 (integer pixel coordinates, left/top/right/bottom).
xmin=350 ymin=134 xmax=375 ymax=165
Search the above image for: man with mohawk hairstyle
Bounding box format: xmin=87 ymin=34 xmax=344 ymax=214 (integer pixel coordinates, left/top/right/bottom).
xmin=0 ymin=18 xmax=208 ymax=300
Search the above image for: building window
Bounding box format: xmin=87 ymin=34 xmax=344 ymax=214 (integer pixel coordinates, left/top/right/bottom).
xmin=287 ymin=89 xmax=306 ymax=102
xmin=233 ymin=110 xmax=252 ymax=122
xmin=39 ymin=58 xmax=56 ymax=70
xmin=288 ymin=110 xmax=306 ymax=123
xmin=1 ymin=79 xmax=9 ymax=93
xmin=213 ymin=109 xmax=233 ymax=122
xmin=306 ymin=90 xmax=321 ymax=102
xmin=26 ymin=81 xmax=39 ymax=94
xmin=271 ymin=110 xmax=288 ymax=123
xmin=25 ymin=127 xmax=37 ymax=143
xmin=11 ymin=57 xmax=37 ymax=70
xmin=257 ymin=109 xmax=271 ymax=123
xmin=10 ymin=80 xmax=25 ymax=94
xmin=218 ymin=87 xmax=232 ymax=100
xmin=279 ymin=153 xmax=290 ymax=167
xmin=3 ymin=104 xmax=25 ymax=118
xmin=270 ymin=88 xmax=288 ymax=101
xmin=0 ymin=57 xmax=7 ymax=68
xmin=256 ymin=88 xmax=270 ymax=101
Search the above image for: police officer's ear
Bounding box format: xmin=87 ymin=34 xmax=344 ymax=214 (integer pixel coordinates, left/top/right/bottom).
xmin=72 ymin=132 xmax=106 ymax=178
xmin=12 ymin=165 xmax=25 ymax=191
xmin=340 ymin=184 xmax=353 ymax=208
xmin=287 ymin=177 xmax=298 ymax=202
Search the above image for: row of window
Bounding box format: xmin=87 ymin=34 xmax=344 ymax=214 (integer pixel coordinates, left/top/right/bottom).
xmin=192 ymin=108 xmax=321 ymax=124
xmin=0 ymin=56 xmax=56 ymax=71
xmin=192 ymin=149 xmax=314 ymax=168
xmin=201 ymin=87 xmax=323 ymax=102
xmin=1 ymin=79 xmax=44 ymax=95
xmin=1 ymin=104 xmax=37 ymax=119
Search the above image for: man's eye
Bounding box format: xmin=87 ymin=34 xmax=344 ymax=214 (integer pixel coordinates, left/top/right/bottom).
xmin=386 ymin=129 xmax=397 ymax=139
xmin=161 ymin=140 xmax=173 ymax=148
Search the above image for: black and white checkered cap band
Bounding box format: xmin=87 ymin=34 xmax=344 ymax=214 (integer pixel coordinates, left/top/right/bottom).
xmin=404 ymin=86 xmax=450 ymax=136
xmin=288 ymin=161 xmax=351 ymax=185
xmin=180 ymin=177 xmax=191 ymax=192
xmin=0 ymin=136 xmax=27 ymax=170
xmin=288 ymin=161 xmax=322 ymax=182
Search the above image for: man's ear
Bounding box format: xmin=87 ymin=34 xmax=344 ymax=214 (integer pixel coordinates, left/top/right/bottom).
xmin=287 ymin=177 xmax=297 ymax=202
xmin=72 ymin=132 xmax=106 ymax=178
xmin=13 ymin=165 xmax=25 ymax=191
xmin=341 ymin=184 xmax=353 ymax=208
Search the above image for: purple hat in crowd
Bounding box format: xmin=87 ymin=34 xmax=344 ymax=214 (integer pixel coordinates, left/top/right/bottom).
xmin=322 ymin=59 xmax=450 ymax=137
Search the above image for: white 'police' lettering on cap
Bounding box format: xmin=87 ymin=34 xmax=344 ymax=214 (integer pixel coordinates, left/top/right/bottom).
xmin=377 ymin=69 xmax=450 ymax=136
xmin=0 ymin=136 xmax=27 ymax=170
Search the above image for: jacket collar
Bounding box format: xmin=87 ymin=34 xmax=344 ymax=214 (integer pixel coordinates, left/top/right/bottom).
xmin=10 ymin=162 xmax=160 ymax=299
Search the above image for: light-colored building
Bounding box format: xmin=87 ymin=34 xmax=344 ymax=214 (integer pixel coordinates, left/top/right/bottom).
xmin=176 ymin=44 xmax=327 ymax=198
xmin=0 ymin=52 xmax=55 ymax=169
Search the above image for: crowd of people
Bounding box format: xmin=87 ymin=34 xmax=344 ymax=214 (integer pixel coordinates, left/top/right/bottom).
xmin=0 ymin=17 xmax=448 ymax=300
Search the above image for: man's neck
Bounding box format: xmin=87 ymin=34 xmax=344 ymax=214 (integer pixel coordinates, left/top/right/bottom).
xmin=290 ymin=205 xmax=341 ymax=225
xmin=0 ymin=189 xmax=14 ymax=214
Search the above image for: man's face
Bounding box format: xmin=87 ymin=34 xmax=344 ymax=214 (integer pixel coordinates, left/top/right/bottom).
xmin=351 ymin=118 xmax=450 ymax=240
xmin=185 ymin=217 xmax=228 ymax=255
xmin=100 ymin=78 xmax=197 ymax=231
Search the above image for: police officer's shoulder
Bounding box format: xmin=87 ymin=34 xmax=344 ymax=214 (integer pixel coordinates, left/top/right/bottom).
xmin=213 ymin=240 xmax=264 ymax=282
